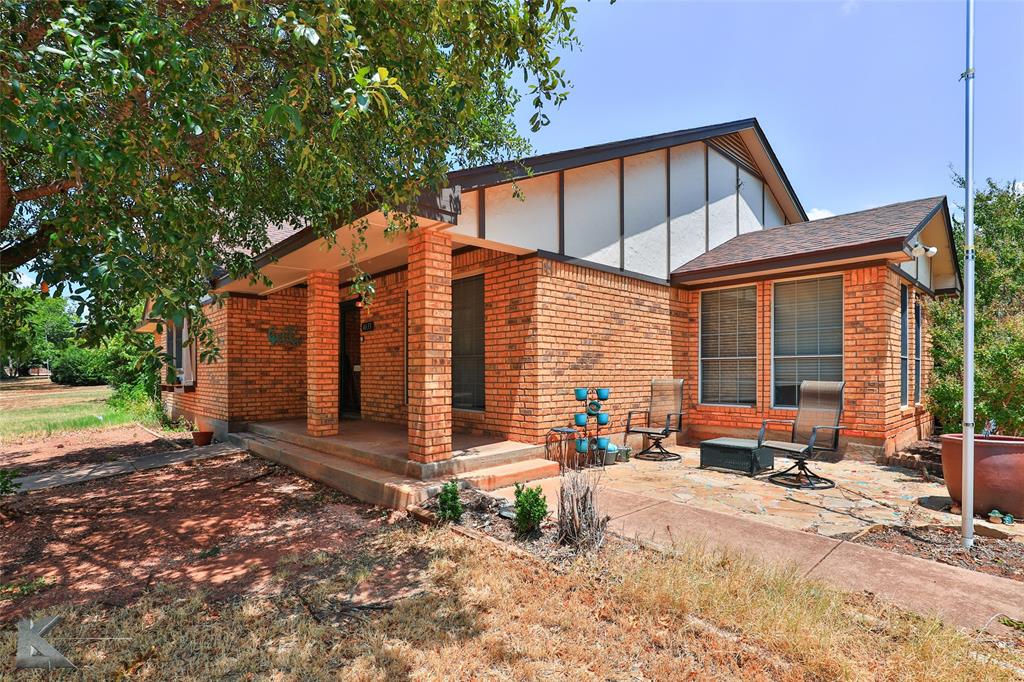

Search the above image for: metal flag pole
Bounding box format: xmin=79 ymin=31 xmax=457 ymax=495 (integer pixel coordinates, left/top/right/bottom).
xmin=961 ymin=0 xmax=976 ymax=550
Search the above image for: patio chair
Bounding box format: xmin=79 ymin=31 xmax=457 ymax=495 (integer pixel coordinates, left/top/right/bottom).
xmin=626 ymin=379 xmax=684 ymax=462
xmin=759 ymin=380 xmax=845 ymax=490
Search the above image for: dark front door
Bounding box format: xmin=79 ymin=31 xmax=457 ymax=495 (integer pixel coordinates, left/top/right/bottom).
xmin=339 ymin=301 xmax=361 ymax=415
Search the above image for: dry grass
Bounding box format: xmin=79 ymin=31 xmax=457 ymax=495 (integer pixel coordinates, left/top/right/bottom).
xmin=1 ymin=525 xmax=1020 ymax=680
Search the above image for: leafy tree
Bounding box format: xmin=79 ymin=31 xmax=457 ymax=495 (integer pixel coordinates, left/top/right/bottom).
xmin=29 ymin=294 xmax=75 ymax=364
xmin=928 ymin=180 xmax=1024 ymax=434
xmin=0 ymin=272 xmax=36 ymax=376
xmin=1 ymin=1 xmax=579 ymax=362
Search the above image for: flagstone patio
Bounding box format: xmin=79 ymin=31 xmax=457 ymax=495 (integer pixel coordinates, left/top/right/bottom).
xmin=495 ymin=445 xmax=1024 ymax=540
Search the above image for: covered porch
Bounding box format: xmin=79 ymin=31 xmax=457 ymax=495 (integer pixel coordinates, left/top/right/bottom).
xmin=232 ymin=417 xmax=555 ymax=509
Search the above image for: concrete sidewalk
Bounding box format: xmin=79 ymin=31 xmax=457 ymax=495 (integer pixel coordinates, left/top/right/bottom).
xmin=496 ymin=477 xmax=1024 ymax=631
xmin=14 ymin=442 xmax=242 ymax=491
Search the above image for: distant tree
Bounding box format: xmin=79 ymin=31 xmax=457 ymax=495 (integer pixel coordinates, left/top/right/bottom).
xmin=29 ymin=295 xmax=76 ymax=364
xmin=928 ymin=180 xmax=1024 ymax=434
xmin=1 ymin=1 xmax=579 ymax=361
xmin=0 ymin=273 xmax=36 ymax=376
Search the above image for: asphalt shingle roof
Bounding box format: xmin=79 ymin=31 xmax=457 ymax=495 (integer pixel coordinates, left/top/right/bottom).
xmin=671 ymin=196 xmax=946 ymax=280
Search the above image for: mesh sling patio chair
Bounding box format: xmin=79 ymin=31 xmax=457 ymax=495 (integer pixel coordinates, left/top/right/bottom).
xmin=627 ymin=379 xmax=684 ymax=462
xmin=759 ymin=380 xmax=845 ymax=490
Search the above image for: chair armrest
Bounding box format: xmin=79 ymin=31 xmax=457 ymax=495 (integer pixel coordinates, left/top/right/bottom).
xmin=664 ymin=412 xmax=684 ymax=433
xmin=758 ymin=418 xmax=795 ymax=445
xmin=808 ymin=425 xmax=846 ymax=450
xmin=626 ymin=410 xmax=648 ymax=432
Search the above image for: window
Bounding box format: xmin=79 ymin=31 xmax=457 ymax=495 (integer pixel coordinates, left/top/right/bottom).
xmin=914 ymin=300 xmax=922 ymax=404
xmin=700 ymin=286 xmax=757 ymax=405
xmin=163 ymin=318 xmax=196 ymax=387
xmin=900 ymin=285 xmax=909 ymax=406
xmin=772 ymin=276 xmax=843 ymax=407
xmin=452 ymin=275 xmax=485 ymax=410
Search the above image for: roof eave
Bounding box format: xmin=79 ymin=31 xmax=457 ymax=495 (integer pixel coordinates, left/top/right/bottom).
xmin=671 ymin=238 xmax=909 ymax=286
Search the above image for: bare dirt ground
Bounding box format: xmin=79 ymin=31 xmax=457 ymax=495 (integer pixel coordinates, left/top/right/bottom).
xmin=1 ymin=425 xmax=193 ymax=477
xmin=1 ymin=452 xmax=1021 ymax=678
xmin=848 ymin=524 xmax=1024 ymax=583
xmin=0 ymin=453 xmax=402 ymax=624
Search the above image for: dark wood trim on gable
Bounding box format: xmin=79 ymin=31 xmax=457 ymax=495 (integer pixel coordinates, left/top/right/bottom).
xmin=682 ymin=259 xmax=892 ymax=291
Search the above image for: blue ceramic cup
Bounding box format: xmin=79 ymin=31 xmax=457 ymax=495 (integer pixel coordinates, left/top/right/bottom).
xmin=574 ymin=413 xmax=588 ymax=427
xmin=596 ymin=412 xmax=610 ymax=426
xmin=575 ymin=438 xmax=589 ymax=454
xmin=574 ymin=388 xmax=588 ymax=401
xmin=596 ymin=388 xmax=610 ymax=400
xmin=597 ymin=436 xmax=610 ymax=449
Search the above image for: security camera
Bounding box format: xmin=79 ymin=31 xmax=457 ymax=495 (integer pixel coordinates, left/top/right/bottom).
xmin=909 ymin=241 xmax=937 ymax=258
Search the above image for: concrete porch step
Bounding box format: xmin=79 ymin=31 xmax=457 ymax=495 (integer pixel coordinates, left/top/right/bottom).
xmin=229 ymin=431 xmax=437 ymax=509
xmin=460 ymin=458 xmax=560 ymax=492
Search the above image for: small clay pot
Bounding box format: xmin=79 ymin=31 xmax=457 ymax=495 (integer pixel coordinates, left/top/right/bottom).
xmin=192 ymin=430 xmax=214 ymax=447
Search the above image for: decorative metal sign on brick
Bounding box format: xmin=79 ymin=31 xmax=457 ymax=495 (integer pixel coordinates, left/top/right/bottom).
xmin=267 ymin=325 xmax=303 ymax=347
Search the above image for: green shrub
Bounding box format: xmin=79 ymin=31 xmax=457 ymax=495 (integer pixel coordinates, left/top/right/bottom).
xmin=436 ymin=480 xmax=464 ymax=523
xmin=49 ymin=346 xmax=109 ymax=385
xmin=513 ymin=482 xmax=548 ymax=536
xmin=0 ymin=469 xmax=20 ymax=497
xmin=108 ymin=381 xmax=162 ymax=425
xmin=927 ymin=181 xmax=1024 ymax=435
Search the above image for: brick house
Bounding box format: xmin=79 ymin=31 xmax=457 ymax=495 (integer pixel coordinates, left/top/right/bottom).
xmin=143 ymin=119 xmax=960 ymax=506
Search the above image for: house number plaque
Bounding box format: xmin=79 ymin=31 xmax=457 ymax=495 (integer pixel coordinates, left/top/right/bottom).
xmin=267 ymin=325 xmax=303 ymax=347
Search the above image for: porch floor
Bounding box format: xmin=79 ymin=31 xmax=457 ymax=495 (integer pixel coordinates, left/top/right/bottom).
xmin=232 ymin=417 xmax=555 ymax=508
xmin=249 ymin=417 xmax=536 ymax=461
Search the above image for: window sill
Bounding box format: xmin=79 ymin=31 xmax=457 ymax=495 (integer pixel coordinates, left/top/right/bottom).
xmin=161 ymin=384 xmax=196 ymax=393
xmin=453 ymin=407 xmax=486 ymax=414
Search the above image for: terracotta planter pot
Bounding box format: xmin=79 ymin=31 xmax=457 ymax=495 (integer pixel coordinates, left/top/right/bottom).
xmin=192 ymin=430 xmax=214 ymax=447
xmin=940 ymin=433 xmax=1024 ymax=517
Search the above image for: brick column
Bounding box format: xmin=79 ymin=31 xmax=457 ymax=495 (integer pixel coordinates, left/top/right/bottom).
xmin=407 ymin=229 xmax=452 ymax=463
xmin=306 ymin=270 xmax=340 ymax=436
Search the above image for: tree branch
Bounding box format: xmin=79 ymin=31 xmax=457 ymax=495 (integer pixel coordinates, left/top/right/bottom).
xmin=0 ymin=224 xmax=56 ymax=273
xmin=0 ymin=161 xmax=13 ymax=234
xmin=13 ymin=178 xmax=80 ymax=203
xmin=182 ymin=1 xmax=230 ymax=35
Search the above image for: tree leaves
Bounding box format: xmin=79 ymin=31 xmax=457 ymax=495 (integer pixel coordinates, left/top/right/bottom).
xmin=0 ymin=0 xmax=581 ymax=367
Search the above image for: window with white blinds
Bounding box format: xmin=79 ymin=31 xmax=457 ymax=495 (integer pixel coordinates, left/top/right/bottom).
xmin=452 ymin=275 xmax=485 ymax=410
xmin=772 ymin=276 xmax=843 ymax=407
xmin=700 ymin=285 xmax=757 ymax=405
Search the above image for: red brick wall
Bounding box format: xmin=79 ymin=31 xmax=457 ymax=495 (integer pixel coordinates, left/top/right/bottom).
xmin=681 ymin=264 xmax=934 ymax=456
xmin=160 ymin=301 xmax=230 ymax=429
xmin=160 ymin=289 xmax=308 ymax=431
xmin=526 ymin=259 xmax=686 ymax=444
xmin=357 ymin=248 xmax=542 ymax=441
xmin=227 ymin=289 xmax=307 ymax=422
xmin=162 ymin=252 xmax=934 ymax=459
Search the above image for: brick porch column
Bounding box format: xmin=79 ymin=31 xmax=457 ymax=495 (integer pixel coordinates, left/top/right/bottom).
xmin=306 ymin=270 xmax=340 ymax=436
xmin=407 ymin=228 xmax=452 ymax=463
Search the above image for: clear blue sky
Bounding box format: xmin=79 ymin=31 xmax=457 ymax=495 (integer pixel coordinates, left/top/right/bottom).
xmin=513 ymin=0 xmax=1024 ymax=220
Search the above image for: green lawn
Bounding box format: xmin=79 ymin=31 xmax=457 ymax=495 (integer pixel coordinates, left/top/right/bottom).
xmin=0 ymin=379 xmax=150 ymax=443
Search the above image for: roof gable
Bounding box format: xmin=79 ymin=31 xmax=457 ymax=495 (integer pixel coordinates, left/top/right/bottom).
xmin=671 ymin=196 xmax=959 ymax=288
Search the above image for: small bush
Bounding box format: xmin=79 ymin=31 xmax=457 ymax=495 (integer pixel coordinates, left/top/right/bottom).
xmin=50 ymin=346 xmax=109 ymax=385
xmin=0 ymin=469 xmax=20 ymax=497
xmin=513 ymin=482 xmax=548 ymax=536
xmin=436 ymin=480 xmax=464 ymax=523
xmin=108 ymin=381 xmax=162 ymax=424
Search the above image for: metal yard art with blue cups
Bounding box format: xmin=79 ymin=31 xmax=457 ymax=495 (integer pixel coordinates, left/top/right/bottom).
xmin=545 ymin=386 xmax=620 ymax=471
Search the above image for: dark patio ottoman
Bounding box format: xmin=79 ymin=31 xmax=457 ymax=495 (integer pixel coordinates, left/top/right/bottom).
xmin=699 ymin=438 xmax=773 ymax=475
